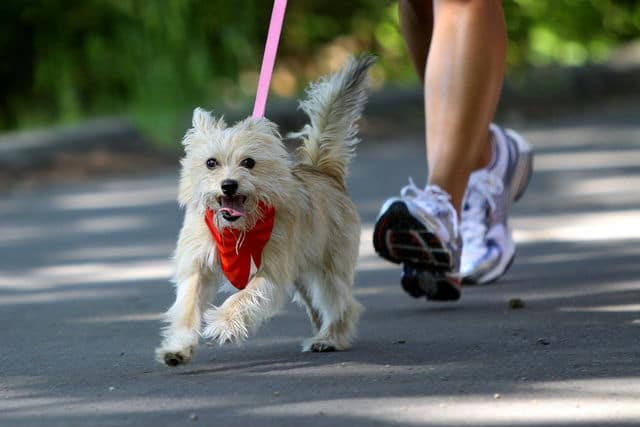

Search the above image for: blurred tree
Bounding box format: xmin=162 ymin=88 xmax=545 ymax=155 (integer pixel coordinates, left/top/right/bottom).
xmin=0 ymin=0 xmax=639 ymax=141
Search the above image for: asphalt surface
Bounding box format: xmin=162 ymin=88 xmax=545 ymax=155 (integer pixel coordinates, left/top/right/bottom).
xmin=2 ymin=106 xmax=640 ymax=426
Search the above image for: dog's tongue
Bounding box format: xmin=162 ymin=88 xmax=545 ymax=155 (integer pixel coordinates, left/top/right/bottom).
xmin=219 ymin=196 xmax=245 ymax=217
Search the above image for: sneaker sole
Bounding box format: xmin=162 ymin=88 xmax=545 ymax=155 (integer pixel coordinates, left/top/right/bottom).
xmin=373 ymin=200 xmax=452 ymax=270
xmin=373 ymin=200 xmax=461 ymax=301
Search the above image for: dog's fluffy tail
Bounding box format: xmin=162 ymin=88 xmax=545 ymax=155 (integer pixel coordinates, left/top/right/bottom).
xmin=291 ymin=54 xmax=375 ymax=184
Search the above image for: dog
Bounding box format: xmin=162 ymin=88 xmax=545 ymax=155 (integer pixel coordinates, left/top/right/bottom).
xmin=156 ymin=54 xmax=375 ymax=366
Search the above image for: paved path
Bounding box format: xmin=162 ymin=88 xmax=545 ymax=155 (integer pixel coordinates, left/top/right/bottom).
xmin=2 ymin=107 xmax=640 ymax=426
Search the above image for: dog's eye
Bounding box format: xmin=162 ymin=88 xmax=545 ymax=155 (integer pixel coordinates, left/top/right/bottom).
xmin=206 ymin=158 xmax=218 ymax=170
xmin=241 ymin=158 xmax=256 ymax=169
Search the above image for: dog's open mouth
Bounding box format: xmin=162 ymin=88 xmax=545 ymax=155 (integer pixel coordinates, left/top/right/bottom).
xmin=218 ymin=195 xmax=246 ymax=222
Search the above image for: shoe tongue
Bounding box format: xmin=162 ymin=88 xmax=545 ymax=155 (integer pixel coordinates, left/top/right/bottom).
xmin=220 ymin=196 xmax=245 ymax=217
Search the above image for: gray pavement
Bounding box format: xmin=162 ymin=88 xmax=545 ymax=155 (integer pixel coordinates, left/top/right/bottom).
xmin=2 ymin=106 xmax=640 ymax=426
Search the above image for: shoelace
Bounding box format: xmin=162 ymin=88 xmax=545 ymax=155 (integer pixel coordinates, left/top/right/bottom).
xmin=401 ymin=178 xmax=459 ymax=238
xmin=460 ymin=170 xmax=504 ymax=249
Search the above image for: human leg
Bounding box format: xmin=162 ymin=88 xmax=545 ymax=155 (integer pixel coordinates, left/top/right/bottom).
xmin=400 ymin=0 xmax=505 ymax=212
xmin=425 ymin=0 xmax=505 ymax=213
xmin=373 ymin=0 xmax=508 ymax=300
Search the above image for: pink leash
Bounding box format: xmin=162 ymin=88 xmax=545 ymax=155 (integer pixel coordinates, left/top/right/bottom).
xmin=252 ymin=0 xmax=288 ymax=118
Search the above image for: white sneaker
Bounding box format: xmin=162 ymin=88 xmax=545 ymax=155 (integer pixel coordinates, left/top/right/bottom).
xmin=373 ymin=180 xmax=462 ymax=301
xmin=460 ymin=124 xmax=534 ymax=284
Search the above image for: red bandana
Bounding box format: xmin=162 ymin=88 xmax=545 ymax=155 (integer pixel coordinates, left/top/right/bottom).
xmin=204 ymin=202 xmax=275 ymax=290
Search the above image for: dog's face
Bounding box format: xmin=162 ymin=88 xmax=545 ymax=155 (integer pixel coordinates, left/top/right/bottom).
xmin=179 ymin=108 xmax=290 ymax=230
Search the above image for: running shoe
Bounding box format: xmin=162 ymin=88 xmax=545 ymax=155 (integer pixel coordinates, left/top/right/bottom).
xmin=373 ymin=181 xmax=461 ymax=301
xmin=460 ymin=124 xmax=534 ymax=284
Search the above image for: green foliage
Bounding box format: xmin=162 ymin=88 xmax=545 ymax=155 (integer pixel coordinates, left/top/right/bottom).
xmin=1 ymin=0 xmax=639 ymax=142
xmin=504 ymin=0 xmax=640 ymax=67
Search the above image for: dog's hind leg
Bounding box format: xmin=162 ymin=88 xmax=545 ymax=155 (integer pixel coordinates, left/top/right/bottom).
xmin=293 ymin=277 xmax=322 ymax=333
xmin=301 ymin=271 xmax=363 ymax=352
xmin=156 ymin=267 xmax=214 ymax=366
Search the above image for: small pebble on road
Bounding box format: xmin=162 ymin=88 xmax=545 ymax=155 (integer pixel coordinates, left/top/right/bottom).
xmin=509 ymin=298 xmax=525 ymax=309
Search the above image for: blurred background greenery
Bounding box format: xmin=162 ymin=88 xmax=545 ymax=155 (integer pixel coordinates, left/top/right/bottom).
xmin=1 ymin=0 xmax=639 ymax=145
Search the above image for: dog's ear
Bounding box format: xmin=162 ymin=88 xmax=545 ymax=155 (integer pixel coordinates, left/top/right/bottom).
xmin=192 ymin=107 xmax=210 ymax=132
xmin=192 ymin=107 xmax=226 ymax=132
xmin=182 ymin=108 xmax=226 ymax=150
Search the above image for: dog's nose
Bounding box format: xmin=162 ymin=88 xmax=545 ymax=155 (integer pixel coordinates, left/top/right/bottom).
xmin=221 ymin=179 xmax=239 ymax=196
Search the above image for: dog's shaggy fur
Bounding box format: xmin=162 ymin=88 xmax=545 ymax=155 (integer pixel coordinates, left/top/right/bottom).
xmin=156 ymin=55 xmax=375 ymax=366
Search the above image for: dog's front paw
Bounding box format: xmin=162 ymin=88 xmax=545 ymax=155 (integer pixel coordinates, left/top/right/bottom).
xmin=155 ymin=328 xmax=199 ymax=367
xmin=202 ymin=306 xmax=248 ymax=345
xmin=155 ymin=345 xmax=195 ymax=367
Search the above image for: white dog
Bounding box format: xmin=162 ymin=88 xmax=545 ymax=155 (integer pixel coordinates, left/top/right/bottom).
xmin=156 ymin=55 xmax=375 ymax=366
